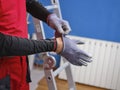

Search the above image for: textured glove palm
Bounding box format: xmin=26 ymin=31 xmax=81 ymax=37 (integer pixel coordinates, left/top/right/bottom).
xmin=60 ymin=36 xmax=92 ymax=66
xmin=47 ymin=14 xmax=71 ymax=34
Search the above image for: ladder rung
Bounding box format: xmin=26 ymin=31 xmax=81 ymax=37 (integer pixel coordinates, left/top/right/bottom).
xmin=45 ymin=5 xmax=58 ymax=10
xmin=53 ymin=62 xmax=69 ymax=77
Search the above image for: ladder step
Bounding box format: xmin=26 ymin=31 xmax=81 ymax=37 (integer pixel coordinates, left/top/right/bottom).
xmin=45 ymin=5 xmax=58 ymax=10
xmin=53 ymin=62 xmax=69 ymax=77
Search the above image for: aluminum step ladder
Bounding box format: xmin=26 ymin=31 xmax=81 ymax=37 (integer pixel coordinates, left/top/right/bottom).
xmin=32 ymin=0 xmax=76 ymax=90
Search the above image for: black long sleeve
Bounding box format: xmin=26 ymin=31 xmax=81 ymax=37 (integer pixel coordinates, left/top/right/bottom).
xmin=26 ymin=0 xmax=52 ymax=23
xmin=0 ymin=33 xmax=56 ymax=56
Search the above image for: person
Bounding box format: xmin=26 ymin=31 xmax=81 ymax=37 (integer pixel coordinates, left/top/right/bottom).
xmin=0 ymin=0 xmax=92 ymax=90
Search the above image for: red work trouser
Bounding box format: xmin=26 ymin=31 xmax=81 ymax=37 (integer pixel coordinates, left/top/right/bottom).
xmin=0 ymin=56 xmax=29 ymax=90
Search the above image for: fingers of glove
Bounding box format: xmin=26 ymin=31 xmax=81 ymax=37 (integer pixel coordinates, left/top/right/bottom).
xmin=47 ymin=15 xmax=65 ymax=34
xmin=60 ymin=36 xmax=91 ymax=66
xmin=75 ymin=48 xmax=92 ymax=62
xmin=55 ymin=22 xmax=71 ymax=34
xmin=53 ymin=22 xmax=66 ymax=34
xmin=79 ymin=53 xmax=92 ymax=62
xmin=73 ymin=62 xmax=83 ymax=66
xmin=61 ymin=21 xmax=71 ymax=34
xmin=67 ymin=58 xmax=83 ymax=66
xmin=77 ymin=59 xmax=88 ymax=66
xmin=80 ymin=56 xmax=92 ymax=63
xmin=48 ymin=14 xmax=71 ymax=34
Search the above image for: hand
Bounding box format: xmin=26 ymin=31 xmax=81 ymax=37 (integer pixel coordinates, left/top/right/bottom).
xmin=47 ymin=14 xmax=71 ymax=34
xmin=59 ymin=36 xmax=92 ymax=66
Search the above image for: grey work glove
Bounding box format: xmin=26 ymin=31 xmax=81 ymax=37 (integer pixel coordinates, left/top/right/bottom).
xmin=60 ymin=36 xmax=92 ymax=66
xmin=47 ymin=14 xmax=71 ymax=34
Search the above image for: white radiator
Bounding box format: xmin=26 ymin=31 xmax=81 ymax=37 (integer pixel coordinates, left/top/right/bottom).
xmin=59 ymin=36 xmax=120 ymax=90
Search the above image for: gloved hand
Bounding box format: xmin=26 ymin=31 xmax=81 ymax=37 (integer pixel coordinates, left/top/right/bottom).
xmin=47 ymin=14 xmax=71 ymax=34
xmin=60 ymin=36 xmax=92 ymax=66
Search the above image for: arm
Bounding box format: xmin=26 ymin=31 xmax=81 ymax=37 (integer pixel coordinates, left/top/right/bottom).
xmin=26 ymin=0 xmax=51 ymax=23
xmin=0 ymin=32 xmax=92 ymax=66
xmin=0 ymin=33 xmax=59 ymax=56
xmin=26 ymin=0 xmax=71 ymax=34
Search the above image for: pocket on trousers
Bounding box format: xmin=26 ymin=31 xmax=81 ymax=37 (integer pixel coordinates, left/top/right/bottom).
xmin=0 ymin=75 xmax=10 ymax=90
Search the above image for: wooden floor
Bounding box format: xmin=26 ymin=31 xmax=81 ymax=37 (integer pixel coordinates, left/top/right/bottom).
xmin=36 ymin=76 xmax=108 ymax=90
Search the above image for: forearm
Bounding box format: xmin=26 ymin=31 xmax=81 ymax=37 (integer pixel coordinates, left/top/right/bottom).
xmin=0 ymin=33 xmax=56 ymax=56
xmin=26 ymin=0 xmax=51 ymax=23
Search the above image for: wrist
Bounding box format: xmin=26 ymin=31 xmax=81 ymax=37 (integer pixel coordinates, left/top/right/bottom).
xmin=55 ymin=37 xmax=63 ymax=53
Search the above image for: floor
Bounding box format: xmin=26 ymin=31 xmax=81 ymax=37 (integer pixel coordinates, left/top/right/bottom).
xmin=30 ymin=67 xmax=108 ymax=90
